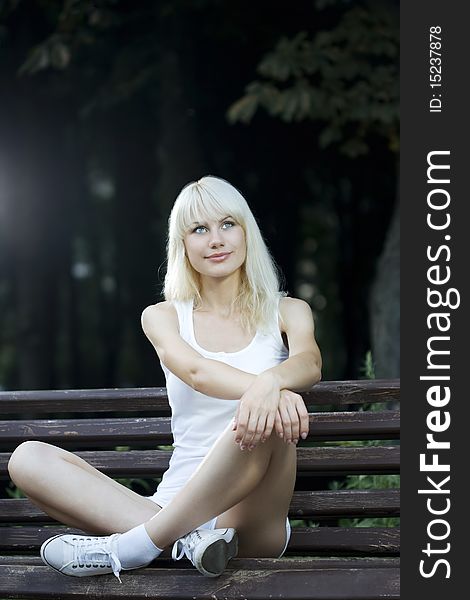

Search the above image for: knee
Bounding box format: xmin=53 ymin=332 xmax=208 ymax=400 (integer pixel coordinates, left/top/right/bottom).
xmin=8 ymin=440 xmax=50 ymax=486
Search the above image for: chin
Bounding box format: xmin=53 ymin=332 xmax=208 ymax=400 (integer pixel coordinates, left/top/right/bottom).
xmin=202 ymin=264 xmax=243 ymax=278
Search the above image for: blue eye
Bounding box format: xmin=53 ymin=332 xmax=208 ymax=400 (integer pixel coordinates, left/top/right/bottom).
xmin=191 ymin=221 xmax=235 ymax=234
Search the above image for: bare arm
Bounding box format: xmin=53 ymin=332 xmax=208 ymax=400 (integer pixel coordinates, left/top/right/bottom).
xmin=141 ymin=302 xmax=256 ymax=399
xmin=142 ymin=298 xmax=321 ymax=399
xmin=266 ymin=297 xmax=322 ymax=391
xmin=233 ymin=297 xmax=322 ymax=447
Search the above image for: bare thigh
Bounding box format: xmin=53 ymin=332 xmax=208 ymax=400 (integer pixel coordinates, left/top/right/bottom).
xmin=214 ymin=434 xmax=296 ymax=557
xmin=8 ymin=441 xmax=161 ymax=534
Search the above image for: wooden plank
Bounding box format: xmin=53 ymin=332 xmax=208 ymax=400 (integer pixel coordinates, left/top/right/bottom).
xmin=309 ymin=411 xmax=400 ymax=440
xmin=0 ymin=380 xmax=400 ymax=415
xmin=0 ymin=388 xmax=171 ymax=416
xmin=0 ymin=411 xmax=400 ymax=449
xmin=303 ymin=379 xmax=400 ymax=408
xmin=0 ymin=563 xmax=400 ymax=599
xmin=296 ymin=445 xmax=400 ymax=474
xmin=0 ymin=417 xmax=173 ymax=447
xmin=0 ymin=555 xmax=400 ymax=569
xmin=0 ymin=526 xmax=400 ymax=554
xmin=290 ymin=527 xmax=400 ymax=554
xmin=0 ymin=489 xmax=400 ymax=523
xmin=0 ymin=445 xmax=400 ymax=478
xmin=289 ymin=490 xmax=400 ymax=518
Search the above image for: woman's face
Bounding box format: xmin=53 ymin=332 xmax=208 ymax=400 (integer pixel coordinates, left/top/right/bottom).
xmin=183 ymin=215 xmax=246 ymax=279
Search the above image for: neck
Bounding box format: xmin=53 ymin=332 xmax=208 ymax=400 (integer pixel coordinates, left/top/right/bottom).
xmin=197 ymin=272 xmax=241 ymax=316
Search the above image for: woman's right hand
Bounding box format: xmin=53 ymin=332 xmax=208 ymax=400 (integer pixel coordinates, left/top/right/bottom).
xmin=270 ymin=389 xmax=309 ymax=445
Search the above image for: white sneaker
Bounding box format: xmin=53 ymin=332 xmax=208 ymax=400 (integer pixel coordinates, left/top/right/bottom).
xmin=171 ymin=528 xmax=238 ymax=577
xmin=40 ymin=533 xmax=127 ymax=582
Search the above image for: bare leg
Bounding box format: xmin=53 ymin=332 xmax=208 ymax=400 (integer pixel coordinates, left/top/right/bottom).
xmin=215 ymin=434 xmax=296 ymax=557
xmin=145 ymin=423 xmax=296 ymax=556
xmin=8 ymin=441 xmax=161 ymax=534
xmin=9 ymin=429 xmax=295 ymax=558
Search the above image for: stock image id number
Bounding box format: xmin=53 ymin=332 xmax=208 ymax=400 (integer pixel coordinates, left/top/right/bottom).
xmin=429 ymin=26 xmax=442 ymax=113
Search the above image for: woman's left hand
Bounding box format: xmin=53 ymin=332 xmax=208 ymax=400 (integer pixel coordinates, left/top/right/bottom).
xmin=232 ymin=372 xmax=281 ymax=450
xmin=275 ymin=389 xmax=309 ymax=444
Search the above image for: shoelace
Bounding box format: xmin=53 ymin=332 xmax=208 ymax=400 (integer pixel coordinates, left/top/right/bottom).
xmin=171 ymin=530 xmax=202 ymax=562
xmin=71 ymin=534 xmax=123 ymax=583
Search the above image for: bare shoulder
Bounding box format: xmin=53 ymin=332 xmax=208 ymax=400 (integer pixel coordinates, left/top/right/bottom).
xmin=279 ymin=296 xmax=313 ymax=321
xmin=279 ymin=296 xmax=311 ymax=311
xmin=141 ymin=301 xmax=177 ymax=334
xmin=141 ymin=300 xmax=175 ymax=320
xmin=279 ymin=297 xmax=320 ymax=366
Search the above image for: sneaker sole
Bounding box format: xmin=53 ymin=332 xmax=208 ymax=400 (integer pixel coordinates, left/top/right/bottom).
xmin=199 ymin=530 xmax=238 ymax=577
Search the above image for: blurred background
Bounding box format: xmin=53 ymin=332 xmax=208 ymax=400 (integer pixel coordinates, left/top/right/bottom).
xmin=0 ymin=0 xmax=399 ymax=391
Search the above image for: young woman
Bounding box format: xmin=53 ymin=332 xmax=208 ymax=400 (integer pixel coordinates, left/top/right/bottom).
xmin=8 ymin=176 xmax=322 ymax=581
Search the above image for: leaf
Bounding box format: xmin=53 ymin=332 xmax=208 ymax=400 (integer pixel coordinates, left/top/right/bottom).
xmin=227 ymin=94 xmax=259 ymax=124
xmin=340 ymin=138 xmax=369 ymax=158
xmin=18 ymin=44 xmax=50 ymax=75
xmin=319 ymin=126 xmax=342 ymax=148
xmin=50 ymin=41 xmax=71 ymax=69
xmin=258 ymin=32 xmax=309 ymax=82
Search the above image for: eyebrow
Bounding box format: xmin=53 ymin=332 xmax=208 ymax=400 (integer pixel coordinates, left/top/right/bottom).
xmin=190 ymin=215 xmax=233 ymax=225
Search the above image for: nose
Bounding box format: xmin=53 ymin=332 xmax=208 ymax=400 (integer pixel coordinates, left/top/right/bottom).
xmin=208 ymin=227 xmax=224 ymax=248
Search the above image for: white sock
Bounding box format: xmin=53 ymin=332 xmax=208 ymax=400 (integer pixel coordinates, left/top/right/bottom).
xmin=116 ymin=524 xmax=163 ymax=570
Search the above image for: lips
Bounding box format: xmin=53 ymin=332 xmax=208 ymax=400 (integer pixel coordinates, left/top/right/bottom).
xmin=205 ymin=252 xmax=232 ymax=261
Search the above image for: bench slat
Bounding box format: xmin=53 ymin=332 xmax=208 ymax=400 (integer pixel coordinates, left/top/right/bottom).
xmin=0 ymin=489 xmax=400 ymax=523
xmin=296 ymin=445 xmax=399 ymax=474
xmin=0 ymin=563 xmax=400 ymax=599
xmin=0 ymin=379 xmax=400 ymax=414
xmin=290 ymin=489 xmax=400 ymax=518
xmin=290 ymin=527 xmax=400 ymax=554
xmin=0 ymin=526 xmax=399 ymax=555
xmin=0 ymin=555 xmax=400 ymax=569
xmin=0 ymin=445 xmax=400 ymax=478
xmin=0 ymin=411 xmax=400 ymax=448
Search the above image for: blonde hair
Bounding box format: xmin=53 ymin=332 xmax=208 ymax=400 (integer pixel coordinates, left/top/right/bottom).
xmin=163 ymin=175 xmax=284 ymax=333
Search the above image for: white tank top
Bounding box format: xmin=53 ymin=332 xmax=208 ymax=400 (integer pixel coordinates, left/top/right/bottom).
xmin=151 ymin=296 xmax=289 ymax=507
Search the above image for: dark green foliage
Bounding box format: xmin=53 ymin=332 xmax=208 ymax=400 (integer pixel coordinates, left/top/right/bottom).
xmin=228 ymin=1 xmax=399 ymax=158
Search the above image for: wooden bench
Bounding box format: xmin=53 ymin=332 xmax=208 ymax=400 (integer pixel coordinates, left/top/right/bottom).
xmin=0 ymin=379 xmax=400 ymax=599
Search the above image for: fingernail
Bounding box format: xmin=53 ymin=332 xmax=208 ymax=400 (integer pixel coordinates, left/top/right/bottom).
xmin=301 ymin=432 xmax=307 ymax=439
xmin=249 ymin=445 xmax=254 ymax=451
xmin=294 ymin=439 xmax=298 ymax=445
xmin=279 ymin=432 xmax=283 ymax=438
xmin=241 ymin=445 xmax=246 ymax=450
